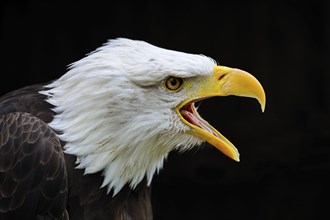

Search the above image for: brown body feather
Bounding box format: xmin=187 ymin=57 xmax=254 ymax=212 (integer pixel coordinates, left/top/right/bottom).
xmin=0 ymin=84 xmax=152 ymax=220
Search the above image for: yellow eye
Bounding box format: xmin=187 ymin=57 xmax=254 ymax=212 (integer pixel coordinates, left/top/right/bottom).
xmin=165 ymin=77 xmax=183 ymax=91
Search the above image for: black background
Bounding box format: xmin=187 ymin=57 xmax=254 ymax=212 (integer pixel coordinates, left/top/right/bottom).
xmin=1 ymin=1 xmax=329 ymax=219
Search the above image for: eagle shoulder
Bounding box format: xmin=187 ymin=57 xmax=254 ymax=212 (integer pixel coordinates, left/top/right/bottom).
xmin=0 ymin=112 xmax=68 ymax=219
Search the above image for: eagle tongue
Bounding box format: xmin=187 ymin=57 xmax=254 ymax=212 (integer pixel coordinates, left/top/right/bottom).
xmin=180 ymin=109 xmax=216 ymax=136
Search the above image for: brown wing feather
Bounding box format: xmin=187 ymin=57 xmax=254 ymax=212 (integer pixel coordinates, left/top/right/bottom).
xmin=0 ymin=112 xmax=68 ymax=220
xmin=0 ymin=84 xmax=153 ymax=220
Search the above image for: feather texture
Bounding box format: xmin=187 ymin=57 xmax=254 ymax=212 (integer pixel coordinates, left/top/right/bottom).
xmin=0 ymin=38 xmax=218 ymax=219
xmin=40 ymin=38 xmax=216 ymax=194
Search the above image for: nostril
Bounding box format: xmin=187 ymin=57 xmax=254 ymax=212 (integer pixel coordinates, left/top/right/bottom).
xmin=218 ymin=74 xmax=227 ymax=81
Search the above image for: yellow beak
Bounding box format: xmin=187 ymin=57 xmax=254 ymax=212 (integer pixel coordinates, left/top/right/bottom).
xmin=176 ymin=66 xmax=266 ymax=161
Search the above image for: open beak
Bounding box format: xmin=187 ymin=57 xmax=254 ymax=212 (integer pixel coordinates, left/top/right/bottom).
xmin=176 ymin=66 xmax=266 ymax=161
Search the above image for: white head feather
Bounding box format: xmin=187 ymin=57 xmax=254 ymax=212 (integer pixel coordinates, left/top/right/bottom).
xmin=40 ymin=38 xmax=216 ymax=195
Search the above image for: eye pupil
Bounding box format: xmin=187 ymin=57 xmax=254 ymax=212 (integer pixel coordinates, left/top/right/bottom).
xmin=170 ymin=78 xmax=177 ymax=86
xmin=165 ymin=77 xmax=183 ymax=91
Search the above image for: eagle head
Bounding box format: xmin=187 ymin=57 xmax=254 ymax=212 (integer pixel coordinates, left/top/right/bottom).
xmin=41 ymin=38 xmax=266 ymax=195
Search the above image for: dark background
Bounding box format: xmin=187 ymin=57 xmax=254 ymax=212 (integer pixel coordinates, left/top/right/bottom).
xmin=1 ymin=1 xmax=329 ymax=219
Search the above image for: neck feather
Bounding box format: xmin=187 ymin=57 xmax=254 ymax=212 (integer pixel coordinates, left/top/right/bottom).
xmin=40 ymin=76 xmax=201 ymax=195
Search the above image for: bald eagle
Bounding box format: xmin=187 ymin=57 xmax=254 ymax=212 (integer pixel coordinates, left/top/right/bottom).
xmin=0 ymin=38 xmax=265 ymax=219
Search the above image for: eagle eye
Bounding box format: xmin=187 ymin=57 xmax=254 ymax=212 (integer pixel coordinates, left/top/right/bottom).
xmin=165 ymin=77 xmax=183 ymax=92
